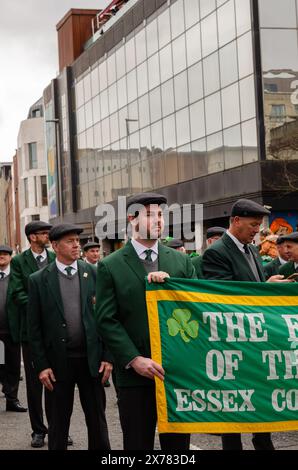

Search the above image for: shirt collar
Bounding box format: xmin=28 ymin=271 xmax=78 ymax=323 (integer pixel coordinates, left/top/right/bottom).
xmin=55 ymin=259 xmax=78 ymax=275
xmin=279 ymin=257 xmax=288 ymax=265
xmin=0 ymin=265 xmax=10 ymax=276
xmin=226 ymin=230 xmax=248 ymax=254
xmin=31 ymin=249 xmax=47 ymax=261
xmin=295 ymin=262 xmax=298 ymax=269
xmin=131 ymin=238 xmax=159 ymax=257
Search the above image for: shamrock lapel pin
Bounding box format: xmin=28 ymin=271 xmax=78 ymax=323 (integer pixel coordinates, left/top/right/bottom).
xmin=83 ymin=272 xmax=88 ymax=278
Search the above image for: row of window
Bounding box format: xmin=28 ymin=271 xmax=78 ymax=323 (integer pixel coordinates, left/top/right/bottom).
xmin=23 ymin=175 xmax=48 ymax=209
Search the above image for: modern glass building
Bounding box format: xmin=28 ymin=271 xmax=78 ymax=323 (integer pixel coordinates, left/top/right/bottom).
xmin=44 ymin=0 xmax=298 ymax=249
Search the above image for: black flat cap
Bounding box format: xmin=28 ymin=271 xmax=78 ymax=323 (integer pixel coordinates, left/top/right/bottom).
xmin=231 ymin=199 xmax=271 ymax=217
xmin=25 ymin=221 xmax=53 ymax=237
xmin=278 ymin=232 xmax=298 ymax=244
xmin=49 ymin=223 xmax=84 ymax=242
xmin=206 ymin=227 xmax=226 ymax=239
xmin=83 ymin=241 xmax=101 ymax=251
xmin=127 ymin=192 xmax=167 ymax=214
xmin=0 ymin=245 xmax=13 ymax=255
xmin=276 ymin=236 xmax=287 ymax=245
xmin=167 ymin=239 xmax=184 ymax=249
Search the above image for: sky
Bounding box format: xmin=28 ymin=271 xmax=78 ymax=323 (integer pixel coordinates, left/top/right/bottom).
xmin=0 ymin=0 xmax=108 ymax=162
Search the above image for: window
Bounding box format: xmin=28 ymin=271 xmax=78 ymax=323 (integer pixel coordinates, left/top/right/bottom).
xmin=31 ymin=214 xmax=40 ymax=221
xmin=28 ymin=142 xmax=37 ymax=169
xmin=264 ymin=83 xmax=278 ymax=93
xmin=271 ymin=104 xmax=286 ymax=117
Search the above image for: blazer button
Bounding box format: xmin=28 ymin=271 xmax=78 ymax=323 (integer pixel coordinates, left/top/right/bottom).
xmin=62 ymin=323 xmax=66 ymax=328
xmin=61 ymin=338 xmax=66 ymax=343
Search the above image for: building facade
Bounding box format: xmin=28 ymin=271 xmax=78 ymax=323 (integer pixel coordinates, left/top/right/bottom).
xmin=17 ymin=99 xmax=49 ymax=250
xmin=0 ymin=163 xmax=12 ymax=245
xmin=44 ymin=0 xmax=298 ymax=249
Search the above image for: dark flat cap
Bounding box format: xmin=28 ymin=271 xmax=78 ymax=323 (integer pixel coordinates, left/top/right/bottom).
xmin=276 ymin=236 xmax=287 ymax=245
xmin=25 ymin=221 xmax=53 ymax=237
xmin=0 ymin=245 xmax=13 ymax=255
xmin=127 ymin=192 xmax=167 ymax=213
xmin=231 ymin=199 xmax=271 ymax=217
xmin=167 ymin=239 xmax=184 ymax=249
xmin=278 ymin=232 xmax=298 ymax=244
xmin=49 ymin=223 xmax=84 ymax=242
xmin=206 ymin=227 xmax=226 ymax=239
xmin=83 ymin=241 xmax=101 ymax=251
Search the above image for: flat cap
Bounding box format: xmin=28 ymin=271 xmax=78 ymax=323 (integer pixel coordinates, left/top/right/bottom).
xmin=0 ymin=245 xmax=13 ymax=255
xmin=127 ymin=192 xmax=167 ymax=213
xmin=83 ymin=241 xmax=101 ymax=251
xmin=206 ymin=227 xmax=226 ymax=239
xmin=25 ymin=221 xmax=52 ymax=237
xmin=49 ymin=223 xmax=83 ymax=242
xmin=231 ymin=199 xmax=271 ymax=217
xmin=167 ymin=239 xmax=184 ymax=249
xmin=278 ymin=232 xmax=298 ymax=244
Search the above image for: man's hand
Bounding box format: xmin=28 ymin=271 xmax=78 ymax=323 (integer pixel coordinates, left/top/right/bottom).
xmin=131 ymin=356 xmax=165 ymax=381
xmin=39 ymin=368 xmax=56 ymax=391
xmin=99 ymin=361 xmax=113 ymax=385
xmin=267 ymin=275 xmax=293 ymax=283
xmin=147 ymin=271 xmax=170 ymax=284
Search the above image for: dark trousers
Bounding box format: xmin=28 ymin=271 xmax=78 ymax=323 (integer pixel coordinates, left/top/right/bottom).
xmin=48 ymin=357 xmax=110 ymax=450
xmin=0 ymin=332 xmax=20 ymax=402
xmin=22 ymin=342 xmax=51 ymax=436
xmin=222 ymin=433 xmax=274 ymax=450
xmin=118 ymin=386 xmax=190 ymax=451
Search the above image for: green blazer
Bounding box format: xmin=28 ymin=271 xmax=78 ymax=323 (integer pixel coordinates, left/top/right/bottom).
xmin=191 ymin=255 xmax=203 ymax=279
xmin=95 ymin=240 xmax=196 ymax=387
xmin=279 ymin=261 xmax=296 ymax=278
xmin=27 ymin=260 xmax=109 ymax=379
xmin=202 ymin=233 xmax=266 ymax=282
xmin=10 ymin=248 xmax=56 ymax=341
xmin=263 ymin=257 xmax=282 ymax=280
xmin=3 ymin=274 xmax=21 ymax=343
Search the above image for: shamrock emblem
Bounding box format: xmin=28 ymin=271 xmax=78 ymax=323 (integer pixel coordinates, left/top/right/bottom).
xmin=167 ymin=309 xmax=199 ymax=343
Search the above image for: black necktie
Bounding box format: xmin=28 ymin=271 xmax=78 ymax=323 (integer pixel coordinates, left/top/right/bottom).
xmin=243 ymin=244 xmax=250 ymax=255
xmin=0 ymin=272 xmax=5 ymax=279
xmin=36 ymin=255 xmax=43 ymax=263
xmin=65 ymin=266 xmax=74 ymax=276
xmin=144 ymin=249 xmax=153 ymax=262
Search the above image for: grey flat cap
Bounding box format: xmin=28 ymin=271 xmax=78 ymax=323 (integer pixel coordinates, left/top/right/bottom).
xmin=0 ymin=245 xmax=13 ymax=255
xmin=206 ymin=227 xmax=226 ymax=239
xmin=25 ymin=221 xmax=52 ymax=236
xmin=231 ymin=199 xmax=271 ymax=217
xmin=49 ymin=223 xmax=84 ymax=242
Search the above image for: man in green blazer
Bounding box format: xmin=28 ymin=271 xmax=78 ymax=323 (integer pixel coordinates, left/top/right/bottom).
xmin=10 ymin=220 xmax=54 ymax=447
xmin=0 ymin=245 xmax=27 ymax=412
xmin=202 ymin=199 xmax=291 ymax=451
xmin=264 ymin=236 xmax=291 ymax=279
xmin=278 ymin=232 xmax=298 ymax=279
xmin=28 ymin=223 xmax=111 ymax=450
xmin=95 ymin=192 xmax=196 ymax=451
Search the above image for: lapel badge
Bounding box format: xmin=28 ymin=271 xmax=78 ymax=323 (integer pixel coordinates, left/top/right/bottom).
xmin=83 ymin=272 xmax=88 ymax=278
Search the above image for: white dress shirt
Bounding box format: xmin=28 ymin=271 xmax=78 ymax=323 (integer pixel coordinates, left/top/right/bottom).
xmin=56 ymin=259 xmax=78 ymax=276
xmin=31 ymin=249 xmax=47 ymax=262
xmin=131 ymin=238 xmax=159 ymax=262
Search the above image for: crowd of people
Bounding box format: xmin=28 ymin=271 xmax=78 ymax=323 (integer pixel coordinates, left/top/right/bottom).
xmin=0 ymin=192 xmax=297 ymax=451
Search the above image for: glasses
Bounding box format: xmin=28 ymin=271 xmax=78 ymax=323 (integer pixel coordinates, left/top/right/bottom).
xmin=35 ymin=231 xmax=50 ymax=236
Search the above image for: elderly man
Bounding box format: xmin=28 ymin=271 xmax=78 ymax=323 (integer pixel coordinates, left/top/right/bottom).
xmin=95 ymin=192 xmax=196 ymax=450
xmin=202 ymin=199 xmax=290 ymax=451
xmin=83 ymin=241 xmax=101 ymax=267
xmin=0 ymin=245 xmax=27 ymax=412
xmin=28 ymin=223 xmax=111 ymax=450
xmin=10 ymin=221 xmax=54 ymax=447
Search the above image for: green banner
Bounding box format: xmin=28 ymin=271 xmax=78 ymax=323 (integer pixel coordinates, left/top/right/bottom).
xmin=146 ymin=279 xmax=298 ymax=433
